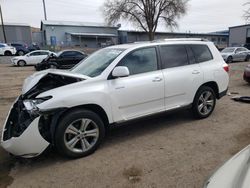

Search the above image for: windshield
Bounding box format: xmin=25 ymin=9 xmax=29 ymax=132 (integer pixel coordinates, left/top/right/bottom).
xmin=221 ymin=48 xmax=235 ymax=53
xmin=71 ymin=48 xmax=124 ymax=77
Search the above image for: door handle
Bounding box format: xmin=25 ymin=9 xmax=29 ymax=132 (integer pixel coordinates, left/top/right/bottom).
xmin=192 ymin=70 xmax=200 ymax=74
xmin=152 ymin=77 xmax=163 ymax=82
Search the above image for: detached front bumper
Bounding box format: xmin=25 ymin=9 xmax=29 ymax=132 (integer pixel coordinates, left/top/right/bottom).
xmin=1 ymin=98 xmax=50 ymax=158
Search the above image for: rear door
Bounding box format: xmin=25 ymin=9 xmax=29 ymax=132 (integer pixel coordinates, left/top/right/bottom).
xmin=160 ymin=44 xmax=203 ymax=109
xmin=27 ymin=51 xmax=41 ymax=65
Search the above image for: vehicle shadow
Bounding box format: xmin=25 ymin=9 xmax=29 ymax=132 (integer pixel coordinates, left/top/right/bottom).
xmin=2 ymin=109 xmax=195 ymax=179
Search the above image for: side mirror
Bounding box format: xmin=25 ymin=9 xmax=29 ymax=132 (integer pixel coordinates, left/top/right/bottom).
xmin=26 ymin=54 xmax=30 ymax=57
xmin=112 ymin=66 xmax=130 ymax=78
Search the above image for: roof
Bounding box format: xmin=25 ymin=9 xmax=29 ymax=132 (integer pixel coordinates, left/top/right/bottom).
xmin=119 ymin=30 xmax=229 ymax=37
xmin=106 ymin=38 xmax=213 ymax=50
xmin=41 ymin=20 xmax=118 ymax=28
xmin=0 ymin=22 xmax=30 ymax=27
xmin=229 ymin=24 xmax=250 ymax=29
xmin=68 ymin=32 xmax=118 ymax=37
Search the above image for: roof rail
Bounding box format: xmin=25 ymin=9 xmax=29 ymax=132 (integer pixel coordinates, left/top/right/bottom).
xmin=152 ymin=38 xmax=209 ymax=42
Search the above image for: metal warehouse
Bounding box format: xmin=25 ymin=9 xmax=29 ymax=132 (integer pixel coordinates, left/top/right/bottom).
xmin=41 ymin=20 xmax=119 ymax=48
xmin=229 ymin=24 xmax=250 ymax=47
xmin=0 ymin=23 xmax=32 ymax=44
xmin=119 ymin=30 xmax=228 ymax=49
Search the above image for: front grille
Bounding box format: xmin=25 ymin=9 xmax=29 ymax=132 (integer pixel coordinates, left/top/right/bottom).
xmin=3 ymin=98 xmax=35 ymax=141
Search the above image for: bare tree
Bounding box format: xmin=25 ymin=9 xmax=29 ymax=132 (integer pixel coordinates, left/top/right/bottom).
xmin=103 ymin=0 xmax=189 ymax=40
xmin=244 ymin=1 xmax=250 ymax=22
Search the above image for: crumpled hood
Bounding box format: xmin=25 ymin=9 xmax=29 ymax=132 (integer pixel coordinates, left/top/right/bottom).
xmin=205 ymin=145 xmax=250 ymax=188
xmin=22 ymin=69 xmax=89 ymax=94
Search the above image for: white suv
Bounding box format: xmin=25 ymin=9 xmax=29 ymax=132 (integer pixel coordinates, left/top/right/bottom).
xmin=1 ymin=39 xmax=229 ymax=158
xmin=0 ymin=43 xmax=16 ymax=56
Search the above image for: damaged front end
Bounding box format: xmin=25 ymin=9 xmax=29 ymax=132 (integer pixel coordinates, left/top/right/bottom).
xmin=1 ymin=70 xmax=86 ymax=158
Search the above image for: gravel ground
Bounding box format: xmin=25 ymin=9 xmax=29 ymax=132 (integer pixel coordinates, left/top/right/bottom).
xmin=0 ymin=59 xmax=250 ymax=188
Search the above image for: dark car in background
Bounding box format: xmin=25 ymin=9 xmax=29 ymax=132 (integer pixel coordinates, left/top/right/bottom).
xmin=9 ymin=43 xmax=29 ymax=56
xmin=35 ymin=50 xmax=87 ymax=71
xmin=243 ymin=64 xmax=250 ymax=83
xmin=28 ymin=43 xmax=40 ymax=52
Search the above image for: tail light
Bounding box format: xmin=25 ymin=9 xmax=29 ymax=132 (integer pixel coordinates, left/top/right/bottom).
xmin=223 ymin=64 xmax=229 ymax=73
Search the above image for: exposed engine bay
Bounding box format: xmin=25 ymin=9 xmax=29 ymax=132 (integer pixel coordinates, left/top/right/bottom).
xmin=3 ymin=73 xmax=84 ymax=143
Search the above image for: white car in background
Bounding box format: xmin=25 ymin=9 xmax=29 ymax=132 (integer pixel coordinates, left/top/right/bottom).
xmin=11 ymin=50 xmax=55 ymax=66
xmin=204 ymin=145 xmax=250 ymax=188
xmin=0 ymin=43 xmax=16 ymax=56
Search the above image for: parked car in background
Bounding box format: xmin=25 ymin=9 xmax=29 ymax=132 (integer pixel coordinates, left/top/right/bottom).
xmin=204 ymin=145 xmax=250 ymax=188
xmin=28 ymin=43 xmax=40 ymax=52
xmin=35 ymin=50 xmax=87 ymax=71
xmin=9 ymin=42 xmax=29 ymax=56
xmin=243 ymin=64 xmax=250 ymax=83
xmin=220 ymin=47 xmax=250 ymax=63
xmin=1 ymin=39 xmax=229 ymax=158
xmin=0 ymin=43 xmax=16 ymax=56
xmin=11 ymin=50 xmax=55 ymax=66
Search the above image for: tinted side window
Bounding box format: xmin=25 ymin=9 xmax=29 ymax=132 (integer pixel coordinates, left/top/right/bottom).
xmin=30 ymin=52 xmax=41 ymax=56
xmin=160 ymin=45 xmax=188 ymax=68
xmin=74 ymin=52 xmax=84 ymax=57
xmin=186 ymin=46 xmax=196 ymax=64
xmin=119 ymin=47 xmax=158 ymax=75
xmin=40 ymin=51 xmax=49 ymax=55
xmin=60 ymin=51 xmax=77 ymax=57
xmin=190 ymin=45 xmax=213 ymax=63
xmin=0 ymin=44 xmax=5 ymax=47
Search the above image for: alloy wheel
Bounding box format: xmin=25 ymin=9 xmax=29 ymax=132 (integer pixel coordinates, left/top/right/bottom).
xmin=197 ymin=91 xmax=215 ymax=116
xmin=64 ymin=118 xmax=99 ymax=153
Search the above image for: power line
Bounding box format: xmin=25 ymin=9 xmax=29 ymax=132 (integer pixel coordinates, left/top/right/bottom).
xmin=0 ymin=4 xmax=6 ymax=43
xmin=42 ymin=0 xmax=47 ymax=20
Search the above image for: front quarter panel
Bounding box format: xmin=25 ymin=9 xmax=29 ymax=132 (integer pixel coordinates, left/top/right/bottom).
xmin=37 ymin=80 xmax=114 ymax=123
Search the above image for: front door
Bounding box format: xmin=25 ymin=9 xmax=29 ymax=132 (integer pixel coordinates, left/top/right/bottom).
xmin=108 ymin=47 xmax=165 ymax=122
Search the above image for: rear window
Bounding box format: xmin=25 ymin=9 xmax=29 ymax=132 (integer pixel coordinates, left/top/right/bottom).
xmin=190 ymin=45 xmax=213 ymax=63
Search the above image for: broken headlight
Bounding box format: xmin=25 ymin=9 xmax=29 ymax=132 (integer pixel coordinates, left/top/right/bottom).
xmin=23 ymin=96 xmax=52 ymax=115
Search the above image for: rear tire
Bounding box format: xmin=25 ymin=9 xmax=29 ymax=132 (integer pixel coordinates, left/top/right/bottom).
xmin=17 ymin=60 xmax=26 ymax=67
xmin=4 ymin=51 xmax=12 ymax=56
xmin=192 ymin=86 xmax=216 ymax=119
xmin=55 ymin=109 xmax=105 ymax=158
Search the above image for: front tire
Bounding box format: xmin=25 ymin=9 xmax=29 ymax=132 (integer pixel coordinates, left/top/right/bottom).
xmin=55 ymin=109 xmax=105 ymax=158
xmin=18 ymin=60 xmax=26 ymax=67
xmin=17 ymin=50 xmax=24 ymax=56
xmin=192 ymin=86 xmax=216 ymax=119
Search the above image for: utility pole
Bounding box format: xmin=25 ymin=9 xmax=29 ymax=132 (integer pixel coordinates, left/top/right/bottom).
xmin=42 ymin=0 xmax=47 ymax=20
xmin=0 ymin=4 xmax=7 ymax=43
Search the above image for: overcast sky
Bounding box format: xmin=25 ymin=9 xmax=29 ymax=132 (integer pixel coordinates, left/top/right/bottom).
xmin=0 ymin=0 xmax=248 ymax=33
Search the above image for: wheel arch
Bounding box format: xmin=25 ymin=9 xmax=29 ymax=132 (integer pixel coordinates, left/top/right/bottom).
xmin=18 ymin=59 xmax=26 ymax=66
xmin=196 ymin=81 xmax=219 ymax=99
xmin=48 ymin=104 xmax=110 ymax=145
xmin=4 ymin=50 xmax=11 ymax=55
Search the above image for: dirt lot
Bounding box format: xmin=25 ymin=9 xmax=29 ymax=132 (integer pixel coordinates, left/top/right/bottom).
xmin=0 ymin=57 xmax=250 ymax=188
